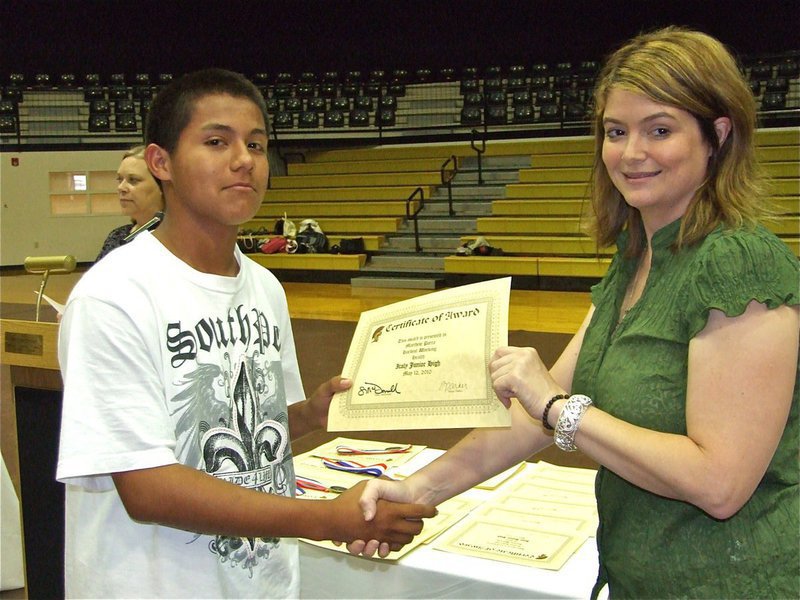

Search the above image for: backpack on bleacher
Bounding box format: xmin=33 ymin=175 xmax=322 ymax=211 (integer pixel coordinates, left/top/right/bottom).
xmin=293 ymin=219 xmax=329 ymax=254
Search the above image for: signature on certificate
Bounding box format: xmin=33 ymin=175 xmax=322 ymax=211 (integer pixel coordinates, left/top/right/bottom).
xmin=439 ymin=381 xmax=468 ymax=393
xmin=358 ymin=381 xmax=400 ymax=396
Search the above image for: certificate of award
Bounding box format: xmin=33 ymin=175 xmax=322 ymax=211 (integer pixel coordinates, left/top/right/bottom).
xmin=328 ymin=277 xmax=512 ymax=431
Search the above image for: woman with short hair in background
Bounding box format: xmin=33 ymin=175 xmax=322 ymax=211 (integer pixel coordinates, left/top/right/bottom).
xmin=96 ymin=145 xmax=164 ymax=261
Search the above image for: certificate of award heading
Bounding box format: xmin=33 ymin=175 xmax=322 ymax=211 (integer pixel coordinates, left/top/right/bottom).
xmin=328 ymin=277 xmax=512 ymax=431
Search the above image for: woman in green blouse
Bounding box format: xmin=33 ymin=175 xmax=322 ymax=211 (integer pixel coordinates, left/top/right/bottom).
xmin=352 ymin=27 xmax=799 ymax=598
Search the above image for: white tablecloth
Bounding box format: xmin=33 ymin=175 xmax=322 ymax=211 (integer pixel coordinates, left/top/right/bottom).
xmin=1 ymin=454 xmax=25 ymax=591
xmin=300 ymin=537 xmax=598 ymax=599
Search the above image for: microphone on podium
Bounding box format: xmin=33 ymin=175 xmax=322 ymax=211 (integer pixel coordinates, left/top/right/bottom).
xmin=123 ymin=211 xmax=164 ymax=243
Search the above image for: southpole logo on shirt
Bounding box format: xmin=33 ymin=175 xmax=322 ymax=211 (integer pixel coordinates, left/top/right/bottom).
xmin=165 ymin=304 xmax=281 ymax=367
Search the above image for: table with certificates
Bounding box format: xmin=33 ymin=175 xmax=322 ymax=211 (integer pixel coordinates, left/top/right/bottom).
xmin=328 ymin=277 xmax=512 ymax=431
xmin=296 ymin=439 xmax=601 ymax=599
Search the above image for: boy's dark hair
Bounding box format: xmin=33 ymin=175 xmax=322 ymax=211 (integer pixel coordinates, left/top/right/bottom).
xmin=145 ymin=68 xmax=270 ymax=152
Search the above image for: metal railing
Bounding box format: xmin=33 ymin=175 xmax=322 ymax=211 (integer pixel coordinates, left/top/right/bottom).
xmin=470 ymin=129 xmax=486 ymax=185
xmin=440 ymin=154 xmax=458 ymax=217
xmin=406 ymin=186 xmax=426 ymax=252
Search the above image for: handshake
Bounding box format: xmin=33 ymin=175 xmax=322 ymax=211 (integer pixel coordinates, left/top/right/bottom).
xmin=323 ymin=476 xmax=435 ymax=558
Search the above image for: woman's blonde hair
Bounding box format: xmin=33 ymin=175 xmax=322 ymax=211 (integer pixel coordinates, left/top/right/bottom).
xmin=588 ymin=27 xmax=767 ymax=256
xmin=122 ymin=144 xmax=146 ymax=160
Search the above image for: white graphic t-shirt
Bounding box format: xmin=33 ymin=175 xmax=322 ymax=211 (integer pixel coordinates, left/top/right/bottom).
xmin=57 ymin=232 xmax=304 ymax=599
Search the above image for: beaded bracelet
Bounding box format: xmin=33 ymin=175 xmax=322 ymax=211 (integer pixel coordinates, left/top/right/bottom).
xmin=542 ymin=394 xmax=569 ymax=431
xmin=554 ymin=394 xmax=593 ymax=452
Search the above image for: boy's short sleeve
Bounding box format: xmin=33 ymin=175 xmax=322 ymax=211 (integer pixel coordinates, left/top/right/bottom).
xmin=57 ymin=295 xmax=178 ymax=489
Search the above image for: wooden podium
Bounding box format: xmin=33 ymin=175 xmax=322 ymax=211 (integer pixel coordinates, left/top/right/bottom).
xmin=1 ymin=318 xmax=63 ymax=599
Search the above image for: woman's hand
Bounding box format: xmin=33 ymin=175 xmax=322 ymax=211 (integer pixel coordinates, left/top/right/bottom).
xmin=489 ymin=346 xmax=566 ymax=420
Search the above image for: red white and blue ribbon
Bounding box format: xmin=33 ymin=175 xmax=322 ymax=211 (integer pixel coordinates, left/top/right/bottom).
xmin=317 ymin=456 xmax=387 ymax=477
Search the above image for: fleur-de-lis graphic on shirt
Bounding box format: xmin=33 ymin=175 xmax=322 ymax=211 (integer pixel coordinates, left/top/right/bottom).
xmin=202 ymin=356 xmax=288 ymax=480
xmin=201 ymin=357 xmax=289 ymax=495
xmin=197 ymin=357 xmax=290 ymax=570
xmin=201 ymin=358 xmax=289 ymax=556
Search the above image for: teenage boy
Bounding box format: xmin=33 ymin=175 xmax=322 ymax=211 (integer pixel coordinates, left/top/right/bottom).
xmin=56 ymin=69 xmax=434 ymax=599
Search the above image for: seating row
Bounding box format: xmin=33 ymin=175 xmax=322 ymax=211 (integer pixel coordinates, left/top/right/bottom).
xmin=293 ymin=129 xmax=792 ymax=163
xmin=249 ymin=253 xmax=367 ymax=271
xmin=10 ymin=56 xmax=793 ymax=90
xmin=268 ymin=95 xmax=397 ymax=113
xmin=5 ymin=54 xmax=796 ymax=102
xmin=3 ymin=64 xmax=599 ymax=89
xmin=272 ymin=108 xmax=396 ymax=129
xmin=4 ymin=61 xmax=797 ymax=142
xmin=460 ymin=104 xmax=588 ymax=126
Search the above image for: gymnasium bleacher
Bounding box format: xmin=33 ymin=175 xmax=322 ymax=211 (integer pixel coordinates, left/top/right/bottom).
xmin=3 ymin=53 xmax=799 ymax=144
xmin=241 ymin=128 xmax=799 ymax=289
xmin=3 ymin=53 xmax=798 ymax=289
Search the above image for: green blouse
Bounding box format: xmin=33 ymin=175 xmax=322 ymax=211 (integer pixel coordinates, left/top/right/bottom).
xmin=572 ymin=219 xmax=800 ymax=599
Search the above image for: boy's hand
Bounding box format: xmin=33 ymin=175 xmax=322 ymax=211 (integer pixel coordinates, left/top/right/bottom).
xmin=291 ymin=376 xmax=351 ymax=437
xmin=308 ymin=375 xmax=351 ymax=429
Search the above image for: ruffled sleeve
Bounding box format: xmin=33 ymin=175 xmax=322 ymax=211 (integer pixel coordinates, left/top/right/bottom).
xmin=685 ymin=226 xmax=800 ymax=338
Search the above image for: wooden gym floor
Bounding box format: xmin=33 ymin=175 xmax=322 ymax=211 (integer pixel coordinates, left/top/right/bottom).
xmin=0 ymin=267 xmax=591 ymax=333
